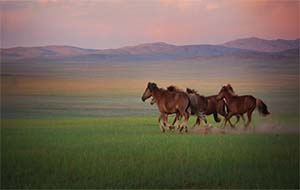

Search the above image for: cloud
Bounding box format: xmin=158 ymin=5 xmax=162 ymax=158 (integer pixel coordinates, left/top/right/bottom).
xmin=1 ymin=0 xmax=299 ymax=48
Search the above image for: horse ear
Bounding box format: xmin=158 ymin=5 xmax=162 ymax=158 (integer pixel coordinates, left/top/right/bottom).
xmin=152 ymin=82 xmax=157 ymax=88
xmin=148 ymin=82 xmax=157 ymax=92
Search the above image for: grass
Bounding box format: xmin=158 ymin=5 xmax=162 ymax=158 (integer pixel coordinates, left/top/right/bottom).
xmin=1 ymin=116 xmax=299 ymax=189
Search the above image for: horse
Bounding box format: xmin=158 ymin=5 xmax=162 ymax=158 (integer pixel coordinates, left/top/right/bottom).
xmin=216 ymin=84 xmax=270 ymax=129
xmin=151 ymin=86 xmax=209 ymax=129
xmin=141 ymin=82 xmax=190 ymax=132
xmin=185 ymin=88 xmax=209 ymax=128
xmin=149 ymin=85 xmax=198 ymax=131
xmin=206 ymin=85 xmax=245 ymax=128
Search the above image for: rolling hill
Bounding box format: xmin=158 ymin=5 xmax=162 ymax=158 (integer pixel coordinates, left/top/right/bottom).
xmin=223 ymin=37 xmax=299 ymax=52
xmin=1 ymin=37 xmax=299 ymax=63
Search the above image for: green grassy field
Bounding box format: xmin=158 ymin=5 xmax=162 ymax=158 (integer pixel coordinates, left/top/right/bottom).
xmin=1 ymin=116 xmax=299 ymax=189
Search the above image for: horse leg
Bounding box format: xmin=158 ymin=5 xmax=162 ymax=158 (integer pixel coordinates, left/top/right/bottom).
xmin=199 ymin=112 xmax=208 ymax=127
xmin=192 ymin=116 xmax=201 ymax=128
xmin=174 ymin=114 xmax=182 ymax=130
xmin=163 ymin=114 xmax=174 ymax=130
xmin=171 ymin=112 xmax=180 ymax=130
xmin=162 ymin=114 xmax=168 ymax=128
xmin=200 ymin=114 xmax=213 ymax=133
xmin=202 ymin=115 xmax=210 ymax=129
xmin=223 ymin=112 xmax=234 ymax=129
xmin=180 ymin=111 xmax=189 ymax=133
xmin=241 ymin=114 xmax=245 ymax=123
xmin=213 ymin=112 xmax=221 ymax=123
xmin=184 ymin=112 xmax=190 ymax=133
xmin=245 ymin=109 xmax=255 ymax=130
xmin=227 ymin=115 xmax=239 ymax=129
xmin=233 ymin=115 xmax=240 ymax=126
xmin=158 ymin=113 xmax=166 ymax=132
xmin=193 ymin=111 xmax=205 ymax=128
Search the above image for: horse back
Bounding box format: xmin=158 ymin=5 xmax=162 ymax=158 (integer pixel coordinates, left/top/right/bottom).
xmin=206 ymin=95 xmax=226 ymax=115
xmin=159 ymin=90 xmax=189 ymax=113
xmin=233 ymin=95 xmax=256 ymax=112
xmin=189 ymin=93 xmax=207 ymax=114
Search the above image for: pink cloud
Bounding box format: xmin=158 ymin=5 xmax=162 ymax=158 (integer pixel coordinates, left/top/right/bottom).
xmin=1 ymin=0 xmax=299 ymax=48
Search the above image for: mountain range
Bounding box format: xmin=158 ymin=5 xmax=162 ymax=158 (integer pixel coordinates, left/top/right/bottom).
xmin=1 ymin=37 xmax=299 ymax=63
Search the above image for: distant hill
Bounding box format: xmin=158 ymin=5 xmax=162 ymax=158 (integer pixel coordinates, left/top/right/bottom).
xmin=223 ymin=37 xmax=299 ymax=52
xmin=1 ymin=43 xmax=248 ymax=62
xmin=1 ymin=38 xmax=299 ymax=63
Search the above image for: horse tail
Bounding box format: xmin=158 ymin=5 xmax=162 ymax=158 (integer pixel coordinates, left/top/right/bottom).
xmin=213 ymin=112 xmax=221 ymax=122
xmin=256 ymin=99 xmax=270 ymax=116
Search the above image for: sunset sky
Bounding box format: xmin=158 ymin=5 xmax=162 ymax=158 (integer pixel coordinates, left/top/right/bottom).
xmin=1 ymin=0 xmax=299 ymax=49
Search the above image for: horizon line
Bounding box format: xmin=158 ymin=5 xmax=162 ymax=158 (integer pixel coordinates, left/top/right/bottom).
xmin=1 ymin=36 xmax=299 ymax=50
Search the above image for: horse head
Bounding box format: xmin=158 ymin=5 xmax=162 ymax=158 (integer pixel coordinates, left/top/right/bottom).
xmin=217 ymin=85 xmax=236 ymax=100
xmin=141 ymin=82 xmax=157 ymax=102
xmin=226 ymin=84 xmax=236 ymax=96
xmin=216 ymin=85 xmax=227 ymax=100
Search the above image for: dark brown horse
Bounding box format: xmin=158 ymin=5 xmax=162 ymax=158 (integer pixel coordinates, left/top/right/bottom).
xmin=141 ymin=82 xmax=190 ymax=132
xmin=206 ymin=85 xmax=245 ymax=128
xmin=216 ymin=84 xmax=270 ymax=129
xmin=185 ymin=88 xmax=209 ymax=128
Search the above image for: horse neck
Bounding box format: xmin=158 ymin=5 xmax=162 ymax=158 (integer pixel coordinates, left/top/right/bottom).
xmin=152 ymin=88 xmax=163 ymax=101
xmin=223 ymin=91 xmax=235 ymax=103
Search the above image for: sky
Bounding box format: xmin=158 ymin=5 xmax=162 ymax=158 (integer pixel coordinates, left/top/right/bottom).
xmin=1 ymin=0 xmax=299 ymax=49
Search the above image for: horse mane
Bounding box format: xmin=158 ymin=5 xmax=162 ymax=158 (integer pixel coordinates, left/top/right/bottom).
xmin=186 ymin=88 xmax=198 ymax=94
xmin=186 ymin=88 xmax=206 ymax=99
xmin=167 ymin=85 xmax=183 ymax=92
xmin=224 ymin=85 xmax=237 ymax=97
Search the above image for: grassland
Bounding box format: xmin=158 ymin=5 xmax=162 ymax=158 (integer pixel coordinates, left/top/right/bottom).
xmin=1 ymin=55 xmax=299 ymax=188
xmin=1 ymin=116 xmax=299 ymax=189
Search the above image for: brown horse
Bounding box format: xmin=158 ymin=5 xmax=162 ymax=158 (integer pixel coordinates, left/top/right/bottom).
xmin=187 ymin=86 xmax=244 ymax=128
xmin=149 ymin=86 xmax=182 ymax=129
xmin=206 ymin=85 xmax=245 ymax=128
xmin=141 ymin=82 xmax=190 ymax=132
xmin=154 ymin=86 xmax=238 ymax=129
xmin=216 ymin=84 xmax=270 ymax=129
xmin=151 ymin=86 xmax=209 ymax=129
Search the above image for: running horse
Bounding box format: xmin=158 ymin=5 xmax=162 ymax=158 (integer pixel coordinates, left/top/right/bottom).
xmin=216 ymin=84 xmax=270 ymax=129
xmin=151 ymin=86 xmax=209 ymax=129
xmin=152 ymin=85 xmax=244 ymax=128
xmin=141 ymin=82 xmax=190 ymax=132
xmin=206 ymin=84 xmax=245 ymax=128
xmin=185 ymin=88 xmax=209 ymax=128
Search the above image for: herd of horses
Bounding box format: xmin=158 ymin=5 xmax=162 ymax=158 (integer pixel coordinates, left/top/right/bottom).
xmin=141 ymin=82 xmax=270 ymax=133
